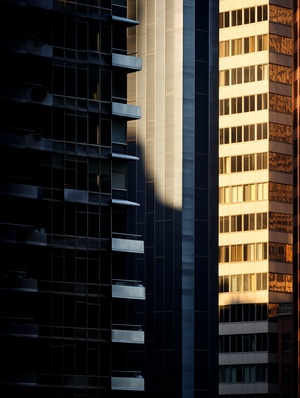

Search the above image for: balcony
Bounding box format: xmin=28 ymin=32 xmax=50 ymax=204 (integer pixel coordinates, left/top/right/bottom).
xmin=112 ymin=279 xmax=145 ymax=300
xmin=112 ymin=324 xmax=144 ymax=344
xmin=112 ymin=102 xmax=141 ymax=120
xmin=0 ymin=322 xmax=38 ymax=338
xmin=112 ymin=14 xmax=140 ymax=27
xmin=111 ymin=372 xmax=144 ymax=391
xmin=112 ymin=234 xmax=144 ymax=254
xmin=111 ymin=198 xmax=140 ymax=207
xmin=0 ymin=223 xmax=47 ymax=246
xmin=0 ymin=183 xmax=40 ymax=200
xmin=112 ymin=52 xmax=142 ymax=72
xmin=0 ymin=270 xmax=37 ymax=292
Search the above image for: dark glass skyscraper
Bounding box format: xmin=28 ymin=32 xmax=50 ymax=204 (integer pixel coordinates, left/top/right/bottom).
xmin=0 ymin=0 xmax=219 ymax=397
xmin=0 ymin=1 xmax=145 ymax=397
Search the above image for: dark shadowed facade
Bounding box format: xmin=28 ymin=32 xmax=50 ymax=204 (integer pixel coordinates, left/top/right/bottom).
xmin=0 ymin=0 xmax=145 ymax=397
xmin=0 ymin=0 xmax=219 ymax=397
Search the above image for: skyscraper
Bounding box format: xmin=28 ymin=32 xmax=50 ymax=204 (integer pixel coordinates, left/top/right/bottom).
xmin=0 ymin=1 xmax=145 ymax=396
xmin=219 ymin=1 xmax=294 ymax=397
xmin=127 ymin=1 xmax=219 ymax=397
xmin=0 ymin=0 xmax=220 ymax=397
xmin=293 ymin=2 xmax=300 ymax=397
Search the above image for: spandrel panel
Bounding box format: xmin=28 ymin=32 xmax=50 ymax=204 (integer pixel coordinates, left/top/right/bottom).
xmin=269 ymin=273 xmax=292 ymax=293
xmin=269 ymin=5 xmax=293 ymax=26
xmin=269 ymin=122 xmax=292 ymax=143
xmin=269 ymin=93 xmax=292 ymax=114
xmin=269 ymin=243 xmax=292 ymax=263
xmin=269 ymin=212 xmax=292 ymax=233
xmin=269 ymin=34 xmax=292 ymax=55
xmin=269 ymin=152 xmax=292 ymax=173
xmin=269 ymin=64 xmax=292 ymax=84
xmin=269 ymin=182 xmax=292 ymax=203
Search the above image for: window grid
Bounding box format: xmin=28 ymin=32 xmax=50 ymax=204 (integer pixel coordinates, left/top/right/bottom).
xmin=219 ymin=303 xmax=268 ymax=323
xmin=219 ymin=183 xmax=268 ymax=204
xmin=220 ymin=94 xmax=268 ymax=115
xmin=219 ymin=363 xmax=274 ymax=383
xmin=219 ymin=272 xmax=267 ymax=293
xmin=219 ymin=5 xmax=268 ymax=29
xmin=220 ymin=64 xmax=268 ymax=87
xmin=219 ymin=212 xmax=267 ymax=233
xmin=219 ymin=153 xmax=267 ymax=174
xmin=219 ymin=123 xmax=267 ymax=145
xmin=219 ymin=333 xmax=274 ymax=354
xmin=219 ymin=243 xmax=268 ymax=263
xmin=220 ymin=35 xmax=268 ymax=57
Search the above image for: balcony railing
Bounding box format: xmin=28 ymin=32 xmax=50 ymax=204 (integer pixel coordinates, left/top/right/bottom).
xmin=112 ymin=52 xmax=142 ymax=72
xmin=111 ymin=371 xmax=144 ymax=391
xmin=112 ymin=324 xmax=144 ymax=344
xmin=112 ymin=279 xmax=145 ymax=300
xmin=112 ymin=233 xmax=144 ymax=254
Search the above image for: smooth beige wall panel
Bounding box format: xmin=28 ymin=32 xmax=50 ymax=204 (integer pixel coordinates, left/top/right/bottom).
xmin=128 ymin=0 xmax=183 ymax=209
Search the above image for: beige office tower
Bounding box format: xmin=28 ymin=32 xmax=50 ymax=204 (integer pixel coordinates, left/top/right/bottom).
xmin=219 ymin=1 xmax=294 ymax=397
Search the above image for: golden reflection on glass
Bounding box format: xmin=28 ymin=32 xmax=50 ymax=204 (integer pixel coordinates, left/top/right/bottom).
xmin=269 ymin=122 xmax=292 ymax=143
xmin=269 ymin=34 xmax=293 ymax=55
xmin=269 ymin=152 xmax=292 ymax=173
xmin=269 ymin=212 xmax=292 ymax=233
xmin=269 ymin=273 xmax=292 ymax=293
xmin=269 ymin=243 xmax=292 ymax=263
xmin=269 ymin=182 xmax=292 ymax=203
xmin=268 ymin=303 xmax=279 ymax=318
xmin=269 ymin=93 xmax=292 ymax=114
xmin=269 ymin=64 xmax=292 ymax=84
xmin=269 ymin=5 xmax=293 ymax=26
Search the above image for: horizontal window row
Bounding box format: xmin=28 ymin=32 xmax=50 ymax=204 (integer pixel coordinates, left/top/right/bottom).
xmin=219 ymin=5 xmax=268 ymax=28
xmin=219 ymin=153 xmax=267 ymax=174
xmin=53 ymin=64 xmax=112 ymax=101
xmin=41 ymin=154 xmax=126 ymax=192
xmin=219 ymin=272 xmax=292 ymax=293
xmin=219 ymin=333 xmax=278 ymax=354
xmin=219 ymin=152 xmax=292 ymax=174
xmin=220 ymin=63 xmax=292 ymax=87
xmin=220 ymin=213 xmax=267 ymax=233
xmin=220 ymin=64 xmax=268 ymax=86
xmin=220 ymin=212 xmax=292 ymax=234
xmin=219 ymin=123 xmax=267 ymax=145
xmin=219 ymin=183 xmax=268 ymax=203
xmin=220 ymin=35 xmax=268 ymax=57
xmin=219 ymin=242 xmax=292 ymax=263
xmin=219 ymin=363 xmax=277 ymax=383
xmin=219 ymin=303 xmax=268 ymax=323
xmin=220 ymin=34 xmax=292 ymax=58
xmin=219 ymin=94 xmax=268 ymax=115
xmin=219 ymin=243 xmax=267 ymax=263
xmin=220 ymin=182 xmax=292 ymax=204
xmin=219 ymin=273 xmax=267 ymax=293
xmin=220 ymin=122 xmax=292 ymax=145
xmin=220 ymin=4 xmax=292 ymax=29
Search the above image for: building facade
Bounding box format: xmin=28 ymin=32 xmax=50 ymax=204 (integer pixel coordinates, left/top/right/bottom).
xmin=219 ymin=1 xmax=294 ymax=397
xmin=127 ymin=1 xmax=219 ymax=397
xmin=293 ymin=2 xmax=300 ymax=397
xmin=0 ymin=1 xmax=145 ymax=397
